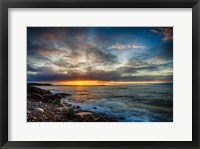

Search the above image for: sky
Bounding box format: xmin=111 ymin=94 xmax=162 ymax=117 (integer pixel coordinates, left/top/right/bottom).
xmin=27 ymin=27 xmax=173 ymax=85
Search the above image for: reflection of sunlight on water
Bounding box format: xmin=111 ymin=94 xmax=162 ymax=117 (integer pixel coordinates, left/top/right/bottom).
xmin=68 ymin=85 xmax=102 ymax=101
xmin=37 ymin=84 xmax=173 ymax=122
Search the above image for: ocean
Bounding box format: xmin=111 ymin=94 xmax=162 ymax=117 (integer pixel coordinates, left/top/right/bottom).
xmin=37 ymin=83 xmax=173 ymax=122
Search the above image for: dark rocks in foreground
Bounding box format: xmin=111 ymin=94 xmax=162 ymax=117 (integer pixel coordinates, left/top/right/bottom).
xmin=27 ymin=85 xmax=118 ymax=122
xmin=43 ymin=94 xmax=62 ymax=101
xmin=27 ymin=85 xmax=51 ymax=95
xmin=27 ymin=86 xmax=71 ymax=103
xmin=27 ymin=99 xmax=118 ymax=122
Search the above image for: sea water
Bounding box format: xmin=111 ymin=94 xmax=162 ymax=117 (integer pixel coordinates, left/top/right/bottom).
xmin=37 ymin=83 xmax=173 ymax=122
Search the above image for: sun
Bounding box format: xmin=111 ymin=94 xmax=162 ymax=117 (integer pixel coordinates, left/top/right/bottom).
xmin=76 ymin=81 xmax=84 ymax=86
xmin=58 ymin=80 xmax=105 ymax=86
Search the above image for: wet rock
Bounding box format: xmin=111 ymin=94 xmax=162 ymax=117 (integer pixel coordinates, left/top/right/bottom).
xmin=60 ymin=103 xmax=66 ymax=107
xmin=86 ymin=115 xmax=96 ymax=122
xmin=33 ymin=108 xmax=44 ymax=113
xmin=120 ymin=116 xmax=125 ymax=120
xmin=76 ymin=112 xmax=93 ymax=117
xmin=66 ymin=108 xmax=75 ymax=117
xmin=30 ymin=93 xmax=44 ymax=101
xmin=76 ymin=112 xmax=95 ymax=121
xmin=95 ymin=117 xmax=107 ymax=122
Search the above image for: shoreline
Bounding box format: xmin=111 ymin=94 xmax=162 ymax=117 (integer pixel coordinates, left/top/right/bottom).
xmin=27 ymin=85 xmax=119 ymax=122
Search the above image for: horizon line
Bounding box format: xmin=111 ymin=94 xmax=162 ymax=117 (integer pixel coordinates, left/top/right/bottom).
xmin=28 ymin=80 xmax=173 ymax=86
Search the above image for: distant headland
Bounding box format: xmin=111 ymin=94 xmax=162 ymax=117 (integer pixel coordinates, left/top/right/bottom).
xmin=28 ymin=83 xmax=53 ymax=86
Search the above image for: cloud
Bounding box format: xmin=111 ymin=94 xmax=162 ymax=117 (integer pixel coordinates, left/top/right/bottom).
xmin=63 ymin=41 xmax=119 ymax=65
xmin=128 ymin=40 xmax=173 ymax=64
xmin=161 ymin=28 xmax=173 ymax=42
xmin=150 ymin=27 xmax=173 ymax=42
xmin=117 ymin=61 xmax=172 ymax=74
xmin=28 ymin=59 xmax=172 ymax=82
xmin=27 ymin=41 xmax=119 ymax=76
xmin=28 ymin=68 xmax=172 ymax=82
xmin=27 ymin=28 xmax=119 ymax=72
xmin=28 ymin=70 xmax=121 ymax=82
xmin=125 ymin=60 xmax=148 ymax=67
xmin=108 ymin=44 xmax=145 ymax=50
xmin=150 ymin=29 xmax=158 ymax=33
xmin=27 ymin=27 xmax=173 ymax=83
xmin=27 ymin=65 xmax=38 ymax=72
xmin=120 ymin=75 xmax=173 ymax=81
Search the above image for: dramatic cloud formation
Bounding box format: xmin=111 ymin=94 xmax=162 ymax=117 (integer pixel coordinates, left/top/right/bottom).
xmin=27 ymin=27 xmax=173 ymax=84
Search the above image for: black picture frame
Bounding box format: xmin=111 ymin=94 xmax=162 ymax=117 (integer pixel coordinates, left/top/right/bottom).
xmin=0 ymin=0 xmax=199 ymax=148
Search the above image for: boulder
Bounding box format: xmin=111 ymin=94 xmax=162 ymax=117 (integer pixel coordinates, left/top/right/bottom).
xmin=76 ymin=112 xmax=93 ymax=117
xmin=66 ymin=108 xmax=75 ymax=117
xmin=33 ymin=108 xmax=44 ymax=113
xmin=56 ymin=107 xmax=68 ymax=112
xmin=30 ymin=93 xmax=44 ymax=101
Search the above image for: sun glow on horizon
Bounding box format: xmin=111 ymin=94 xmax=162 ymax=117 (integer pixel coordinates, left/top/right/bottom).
xmin=53 ymin=80 xmax=172 ymax=86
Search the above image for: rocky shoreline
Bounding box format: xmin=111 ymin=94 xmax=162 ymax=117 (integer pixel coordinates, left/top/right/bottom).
xmin=27 ymin=85 xmax=119 ymax=122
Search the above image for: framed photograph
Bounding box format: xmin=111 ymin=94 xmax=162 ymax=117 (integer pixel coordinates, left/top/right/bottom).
xmin=0 ymin=0 xmax=199 ymax=148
